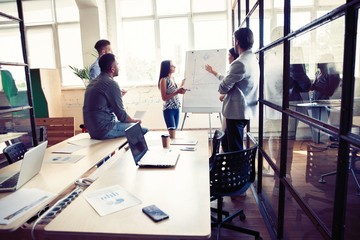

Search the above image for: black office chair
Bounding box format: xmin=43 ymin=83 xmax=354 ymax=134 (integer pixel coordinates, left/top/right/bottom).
xmin=210 ymin=142 xmax=262 ymax=240
xmin=209 ymin=129 xmax=225 ymax=168
xmin=209 ymin=130 xmax=228 ymax=220
xmin=3 ymin=142 xmax=28 ymax=164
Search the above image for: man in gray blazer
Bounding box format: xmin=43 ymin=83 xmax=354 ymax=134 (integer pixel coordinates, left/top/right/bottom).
xmin=218 ymin=27 xmax=259 ymax=151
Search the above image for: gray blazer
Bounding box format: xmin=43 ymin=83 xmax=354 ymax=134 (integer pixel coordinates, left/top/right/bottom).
xmin=218 ymin=49 xmax=259 ymax=120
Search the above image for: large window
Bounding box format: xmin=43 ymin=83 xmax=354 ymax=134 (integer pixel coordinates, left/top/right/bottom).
xmin=0 ymin=0 xmax=231 ymax=87
xmin=119 ymin=0 xmax=232 ymax=85
xmin=0 ymin=0 xmax=82 ymax=87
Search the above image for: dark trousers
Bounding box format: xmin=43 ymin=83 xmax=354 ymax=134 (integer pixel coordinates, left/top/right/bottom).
xmin=222 ymin=119 xmax=249 ymax=152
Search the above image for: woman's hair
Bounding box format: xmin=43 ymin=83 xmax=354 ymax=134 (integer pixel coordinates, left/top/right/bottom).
xmin=234 ymin=27 xmax=254 ymax=51
xmin=158 ymin=60 xmax=171 ymax=88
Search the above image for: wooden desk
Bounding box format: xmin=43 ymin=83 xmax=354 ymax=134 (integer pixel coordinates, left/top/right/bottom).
xmin=0 ymin=133 xmax=127 ymax=232
xmin=43 ymin=130 xmax=211 ymax=239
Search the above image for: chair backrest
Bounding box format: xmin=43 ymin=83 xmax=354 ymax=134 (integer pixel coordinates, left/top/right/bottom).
xmin=209 ymin=130 xmax=225 ymax=167
xmin=35 ymin=117 xmax=75 ymax=146
xmin=3 ymin=142 xmax=28 ymax=164
xmin=210 ymin=145 xmax=258 ymax=196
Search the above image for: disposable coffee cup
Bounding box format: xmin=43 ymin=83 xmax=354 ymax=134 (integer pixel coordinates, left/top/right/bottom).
xmin=168 ymin=128 xmax=176 ymax=139
xmin=161 ymin=134 xmax=170 ymax=148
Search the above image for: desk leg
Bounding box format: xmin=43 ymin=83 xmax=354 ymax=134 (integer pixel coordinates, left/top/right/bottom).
xmin=310 ymin=107 xmax=321 ymax=144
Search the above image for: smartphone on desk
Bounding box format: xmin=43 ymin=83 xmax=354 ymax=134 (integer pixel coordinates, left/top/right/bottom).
xmin=142 ymin=205 xmax=169 ymax=222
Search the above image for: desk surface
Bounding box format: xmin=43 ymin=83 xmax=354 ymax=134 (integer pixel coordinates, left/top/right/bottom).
xmin=44 ymin=130 xmax=211 ymax=239
xmin=0 ymin=133 xmax=127 ymax=232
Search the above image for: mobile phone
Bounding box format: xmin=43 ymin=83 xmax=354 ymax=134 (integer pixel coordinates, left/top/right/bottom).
xmin=142 ymin=205 xmax=169 ymax=222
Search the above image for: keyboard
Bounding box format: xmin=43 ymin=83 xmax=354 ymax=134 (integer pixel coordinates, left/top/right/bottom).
xmin=0 ymin=172 xmax=20 ymax=188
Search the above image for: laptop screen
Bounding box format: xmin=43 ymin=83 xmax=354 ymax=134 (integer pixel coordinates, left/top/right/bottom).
xmin=125 ymin=123 xmax=148 ymax=164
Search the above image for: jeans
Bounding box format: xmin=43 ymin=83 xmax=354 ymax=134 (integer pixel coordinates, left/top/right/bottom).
xmin=222 ymin=119 xmax=249 ymax=152
xmin=163 ymin=108 xmax=180 ymax=130
xmin=102 ymin=121 xmax=148 ymax=139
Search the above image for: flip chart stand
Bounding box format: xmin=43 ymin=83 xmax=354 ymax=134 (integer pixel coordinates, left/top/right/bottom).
xmin=180 ymin=112 xmax=222 ymax=138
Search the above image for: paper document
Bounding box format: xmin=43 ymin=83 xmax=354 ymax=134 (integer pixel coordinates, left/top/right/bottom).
xmin=170 ymin=139 xmax=198 ymax=145
xmin=48 ymin=154 xmax=85 ymax=163
xmin=68 ymin=138 xmax=102 ymax=147
xmin=0 ymin=188 xmax=55 ymax=225
xmin=85 ymin=185 xmax=141 ymax=216
xmin=52 ymin=144 xmax=84 ymax=154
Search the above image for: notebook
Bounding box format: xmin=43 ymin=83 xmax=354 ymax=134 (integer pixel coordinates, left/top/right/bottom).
xmin=125 ymin=123 xmax=180 ymax=168
xmin=0 ymin=141 xmax=48 ymax=192
xmin=170 ymin=139 xmax=198 ymax=145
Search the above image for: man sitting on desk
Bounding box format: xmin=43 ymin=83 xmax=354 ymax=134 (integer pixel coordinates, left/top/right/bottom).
xmin=83 ymin=53 xmax=148 ymax=139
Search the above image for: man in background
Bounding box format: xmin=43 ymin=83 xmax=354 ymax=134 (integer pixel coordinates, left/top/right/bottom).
xmin=89 ymin=39 xmax=112 ymax=81
xmin=90 ymin=39 xmax=126 ymax=95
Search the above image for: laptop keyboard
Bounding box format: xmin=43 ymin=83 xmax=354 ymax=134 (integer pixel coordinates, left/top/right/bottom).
xmin=0 ymin=172 xmax=20 ymax=188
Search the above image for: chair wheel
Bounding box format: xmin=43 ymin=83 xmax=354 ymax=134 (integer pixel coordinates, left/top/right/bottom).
xmin=239 ymin=212 xmax=246 ymax=221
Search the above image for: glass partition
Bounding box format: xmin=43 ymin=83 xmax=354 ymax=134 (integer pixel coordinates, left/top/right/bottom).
xmin=288 ymin=17 xmax=344 ymax=133
xmin=352 ymin=13 xmax=360 ymax=136
xmin=345 ymin=145 xmax=360 ymax=239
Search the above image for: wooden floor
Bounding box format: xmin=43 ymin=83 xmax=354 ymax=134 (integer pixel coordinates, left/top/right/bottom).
xmin=209 ymin=190 xmax=271 ymax=240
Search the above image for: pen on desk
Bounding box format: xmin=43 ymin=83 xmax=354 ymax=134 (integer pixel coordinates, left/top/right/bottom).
xmin=180 ymin=147 xmax=196 ymax=151
xmin=4 ymin=196 xmax=48 ymax=220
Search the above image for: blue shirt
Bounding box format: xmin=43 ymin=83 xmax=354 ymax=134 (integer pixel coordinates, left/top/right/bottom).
xmin=89 ymin=58 xmax=100 ymax=81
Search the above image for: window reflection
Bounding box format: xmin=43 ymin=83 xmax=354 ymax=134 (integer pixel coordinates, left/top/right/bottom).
xmin=0 ymin=67 xmax=18 ymax=108
xmin=352 ymin=12 xmax=360 ymax=136
xmin=0 ymin=66 xmax=28 ymax=108
xmin=289 ymin=17 xmax=344 ymax=134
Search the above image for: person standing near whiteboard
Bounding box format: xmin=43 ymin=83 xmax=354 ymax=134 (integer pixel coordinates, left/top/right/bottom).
xmin=217 ymin=27 xmax=259 ymax=152
xmin=205 ymin=47 xmax=239 ymax=132
xmin=158 ymin=60 xmax=187 ymax=133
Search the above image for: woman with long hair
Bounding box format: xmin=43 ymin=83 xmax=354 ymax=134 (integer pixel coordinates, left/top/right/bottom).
xmin=158 ymin=60 xmax=186 ymax=134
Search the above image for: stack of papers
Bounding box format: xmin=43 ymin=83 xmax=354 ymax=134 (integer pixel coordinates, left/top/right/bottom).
xmin=48 ymin=155 xmax=85 ymax=163
xmin=0 ymin=188 xmax=55 ymax=225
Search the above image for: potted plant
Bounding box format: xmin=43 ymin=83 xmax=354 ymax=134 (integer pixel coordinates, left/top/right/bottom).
xmin=69 ymin=65 xmax=90 ymax=87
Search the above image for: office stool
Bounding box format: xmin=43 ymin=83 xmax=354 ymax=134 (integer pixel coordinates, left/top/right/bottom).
xmin=318 ymin=147 xmax=360 ymax=195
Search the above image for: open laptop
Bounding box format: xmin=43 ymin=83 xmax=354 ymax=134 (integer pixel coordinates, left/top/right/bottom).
xmin=125 ymin=123 xmax=179 ymax=168
xmin=0 ymin=141 xmax=48 ymax=192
